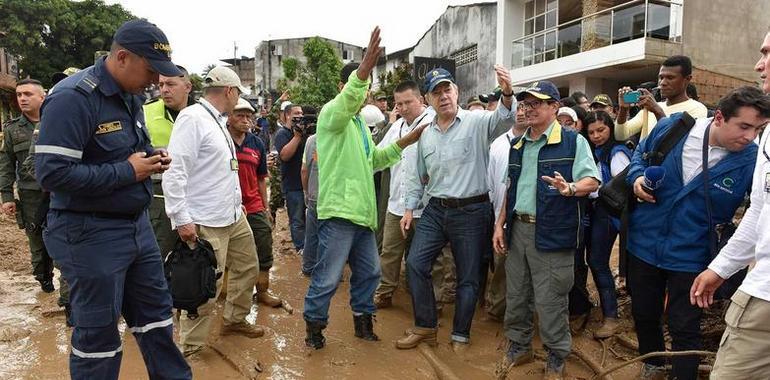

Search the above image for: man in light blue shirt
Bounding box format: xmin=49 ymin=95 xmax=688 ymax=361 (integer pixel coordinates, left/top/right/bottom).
xmin=396 ymin=66 xmax=516 ymax=352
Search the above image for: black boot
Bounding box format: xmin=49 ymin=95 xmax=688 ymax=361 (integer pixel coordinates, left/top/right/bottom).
xmin=305 ymin=320 xmax=326 ymax=349
xmin=39 ymin=278 xmax=54 ymax=293
xmin=353 ymin=313 xmax=379 ymax=341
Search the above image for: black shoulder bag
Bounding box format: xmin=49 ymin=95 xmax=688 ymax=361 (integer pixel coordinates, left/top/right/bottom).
xmin=701 ymin=125 xmax=745 ymax=300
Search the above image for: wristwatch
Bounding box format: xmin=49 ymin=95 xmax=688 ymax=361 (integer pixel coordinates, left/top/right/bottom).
xmin=567 ymin=183 xmax=577 ymax=196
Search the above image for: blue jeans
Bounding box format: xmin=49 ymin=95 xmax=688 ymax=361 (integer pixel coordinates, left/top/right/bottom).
xmin=589 ymin=202 xmax=619 ymax=318
xmin=303 ymin=218 xmax=381 ymax=323
xmin=284 ymin=190 xmax=306 ymax=250
xmin=406 ymin=199 xmax=491 ymax=343
xmin=302 ymin=205 xmax=319 ymax=275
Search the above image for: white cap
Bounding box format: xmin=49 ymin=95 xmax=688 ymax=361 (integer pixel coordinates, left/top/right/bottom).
xmin=280 ymin=101 xmax=294 ymax=112
xmin=204 ymin=66 xmax=249 ymax=94
xmin=360 ymin=104 xmax=385 ymax=127
xmin=557 ymin=107 xmax=578 ymax=122
xmin=233 ymin=98 xmax=255 ymax=113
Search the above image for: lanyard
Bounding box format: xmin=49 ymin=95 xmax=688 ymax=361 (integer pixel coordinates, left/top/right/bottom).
xmin=763 ymin=129 xmax=770 ymax=162
xmin=398 ymin=113 xmax=429 ymax=139
xmin=200 ymin=101 xmax=237 ymax=160
xmin=354 ymin=116 xmax=370 ymax=156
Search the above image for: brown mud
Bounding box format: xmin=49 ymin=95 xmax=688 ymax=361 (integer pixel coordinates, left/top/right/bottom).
xmin=0 ymin=211 xmax=722 ymax=379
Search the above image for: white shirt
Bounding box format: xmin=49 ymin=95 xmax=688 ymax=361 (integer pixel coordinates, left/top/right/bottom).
xmin=487 ymin=129 xmax=516 ymax=220
xmin=163 ymin=98 xmax=243 ymax=228
xmin=681 ymin=117 xmax=729 ymax=186
xmin=709 ymin=129 xmax=770 ymax=302
xmin=377 ymin=108 xmax=434 ymax=217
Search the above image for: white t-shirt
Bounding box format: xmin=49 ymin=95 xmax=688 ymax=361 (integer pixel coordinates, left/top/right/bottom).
xmin=163 ymin=98 xmax=243 ymax=228
xmin=487 ymin=130 xmax=516 ymax=220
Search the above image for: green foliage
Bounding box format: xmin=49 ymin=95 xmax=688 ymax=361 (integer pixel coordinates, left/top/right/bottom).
xmin=282 ymin=37 xmax=343 ymax=109
xmin=0 ymin=0 xmax=135 ymax=87
xmin=281 ymin=57 xmax=299 ymax=81
xmin=202 ymin=64 xmax=216 ymax=78
xmin=189 ymin=73 xmax=203 ymax=93
xmin=376 ymin=62 xmax=414 ymax=106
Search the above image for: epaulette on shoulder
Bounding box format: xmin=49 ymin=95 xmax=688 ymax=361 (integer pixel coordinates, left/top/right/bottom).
xmin=74 ymin=72 xmax=100 ymax=95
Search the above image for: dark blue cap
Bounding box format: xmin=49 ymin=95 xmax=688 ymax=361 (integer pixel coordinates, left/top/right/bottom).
xmin=424 ymin=68 xmax=455 ymax=93
xmin=113 ymin=19 xmax=181 ymax=77
xmin=516 ymin=80 xmax=560 ymax=101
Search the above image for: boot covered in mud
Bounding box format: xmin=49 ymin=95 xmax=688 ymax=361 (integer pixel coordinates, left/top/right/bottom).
xmin=353 ymin=313 xmax=379 ymax=341
xmin=395 ymin=326 xmax=437 ymax=349
xmin=305 ymin=319 xmax=327 ymax=349
xmin=255 ymin=271 xmax=283 ymax=307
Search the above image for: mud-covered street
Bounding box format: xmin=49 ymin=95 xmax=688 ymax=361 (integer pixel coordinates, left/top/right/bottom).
xmin=0 ymin=210 xmax=711 ymax=379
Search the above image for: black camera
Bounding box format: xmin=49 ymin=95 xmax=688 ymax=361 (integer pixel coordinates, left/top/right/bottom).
xmin=292 ymin=114 xmax=317 ymax=137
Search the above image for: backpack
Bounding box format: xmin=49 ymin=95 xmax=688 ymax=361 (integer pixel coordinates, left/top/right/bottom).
xmin=163 ymin=238 xmax=219 ymax=319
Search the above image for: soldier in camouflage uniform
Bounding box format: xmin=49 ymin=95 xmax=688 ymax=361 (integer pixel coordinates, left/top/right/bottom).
xmin=0 ymin=79 xmax=61 ymax=298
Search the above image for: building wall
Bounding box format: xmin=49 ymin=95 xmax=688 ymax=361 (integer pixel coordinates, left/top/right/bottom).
xmin=691 ymin=68 xmax=755 ymax=108
xmin=681 ymin=0 xmax=769 ymax=84
xmin=254 ymin=38 xmax=363 ymax=92
xmin=411 ymin=3 xmax=498 ymax=102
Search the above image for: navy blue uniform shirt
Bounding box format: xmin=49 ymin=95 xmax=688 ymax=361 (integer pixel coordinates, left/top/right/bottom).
xmin=273 ymin=126 xmax=305 ymax=192
xmin=35 ymin=57 xmax=154 ymax=215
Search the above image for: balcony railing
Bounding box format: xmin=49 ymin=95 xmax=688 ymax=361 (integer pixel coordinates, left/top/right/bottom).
xmin=511 ymin=0 xmax=683 ymax=68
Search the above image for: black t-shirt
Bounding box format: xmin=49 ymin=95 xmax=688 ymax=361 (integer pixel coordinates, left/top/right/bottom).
xmin=273 ymin=126 xmax=305 ymax=192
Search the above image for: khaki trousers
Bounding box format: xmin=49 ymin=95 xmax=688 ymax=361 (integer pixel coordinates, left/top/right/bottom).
xmin=711 ymin=290 xmax=770 ymax=379
xmin=178 ymin=213 xmax=259 ymax=348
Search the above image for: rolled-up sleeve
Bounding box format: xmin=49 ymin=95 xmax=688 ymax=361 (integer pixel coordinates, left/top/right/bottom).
xmin=572 ymin=135 xmax=600 ymax=183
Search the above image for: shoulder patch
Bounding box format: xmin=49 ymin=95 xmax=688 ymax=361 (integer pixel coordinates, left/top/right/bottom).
xmin=75 ymin=72 xmax=100 ymax=95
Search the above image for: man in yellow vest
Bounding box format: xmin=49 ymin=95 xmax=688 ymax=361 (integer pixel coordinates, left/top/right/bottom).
xmin=144 ymin=65 xmax=192 ymax=255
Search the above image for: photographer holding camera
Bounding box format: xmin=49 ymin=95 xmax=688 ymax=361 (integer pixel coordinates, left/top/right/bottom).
xmin=274 ymin=103 xmax=309 ymax=254
xmin=616 ymin=55 xmax=707 ymax=141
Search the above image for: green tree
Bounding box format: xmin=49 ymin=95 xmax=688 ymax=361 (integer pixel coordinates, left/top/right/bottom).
xmin=282 ymin=37 xmax=343 ymax=109
xmin=376 ymin=62 xmax=414 ymax=105
xmin=201 ymin=64 xmax=217 ymax=78
xmin=0 ymin=0 xmax=135 ymax=87
xmin=189 ymin=73 xmax=203 ymax=93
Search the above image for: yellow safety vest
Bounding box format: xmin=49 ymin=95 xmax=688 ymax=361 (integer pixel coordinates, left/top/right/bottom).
xmin=143 ymin=99 xmax=174 ymax=148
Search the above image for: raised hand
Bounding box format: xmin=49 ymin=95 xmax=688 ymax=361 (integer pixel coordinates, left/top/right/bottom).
xmin=357 ymin=26 xmax=383 ymax=81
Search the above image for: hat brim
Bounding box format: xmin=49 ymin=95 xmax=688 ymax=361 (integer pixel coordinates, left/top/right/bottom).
xmin=591 ymin=101 xmax=611 ymax=107
xmin=236 ymin=85 xmax=250 ymax=95
xmin=234 ymin=105 xmax=256 ymax=113
xmin=516 ymin=90 xmax=553 ymax=101
xmin=427 ymin=78 xmax=453 ymax=93
xmin=148 ymin=58 xmax=183 ymax=77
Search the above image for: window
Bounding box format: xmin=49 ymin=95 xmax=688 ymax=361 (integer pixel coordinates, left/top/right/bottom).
xmin=523 ymin=0 xmax=558 ymax=37
xmin=516 ymin=0 xmax=558 ymax=67
xmin=450 ymin=44 xmax=478 ymax=67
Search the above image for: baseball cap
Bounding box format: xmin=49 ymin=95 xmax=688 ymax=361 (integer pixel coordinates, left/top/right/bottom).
xmin=233 ymin=98 xmax=256 ymax=113
xmin=516 ymin=81 xmax=560 ymax=101
xmin=113 ymin=19 xmax=182 ymax=77
xmin=360 ymin=104 xmax=386 ymax=127
xmin=424 ymin=68 xmax=454 ymax=93
xmin=467 ymin=95 xmax=485 ymax=107
xmin=557 ymin=107 xmax=578 ymax=122
xmin=204 ymin=66 xmax=250 ymax=94
xmin=591 ymin=94 xmax=613 ymax=107
xmin=280 ymin=101 xmax=294 ymax=112
xmin=374 ymin=92 xmax=388 ymax=101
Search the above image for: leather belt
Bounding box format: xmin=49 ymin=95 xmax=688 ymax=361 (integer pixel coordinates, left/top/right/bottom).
xmin=432 ymin=193 xmax=489 ymax=209
xmin=515 ymin=214 xmax=536 ymax=224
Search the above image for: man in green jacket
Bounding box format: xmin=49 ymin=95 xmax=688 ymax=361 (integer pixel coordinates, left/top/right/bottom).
xmin=303 ymin=26 xmax=426 ymax=349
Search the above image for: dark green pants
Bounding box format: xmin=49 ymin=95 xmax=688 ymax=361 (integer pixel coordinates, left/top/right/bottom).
xmin=18 ymin=189 xmax=69 ymax=305
xmin=247 ymin=211 xmax=273 ymax=270
xmin=150 ymin=181 xmax=176 ymax=256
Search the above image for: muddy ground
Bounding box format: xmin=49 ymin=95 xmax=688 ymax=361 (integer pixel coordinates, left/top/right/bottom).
xmin=0 ymin=210 xmax=723 ymax=380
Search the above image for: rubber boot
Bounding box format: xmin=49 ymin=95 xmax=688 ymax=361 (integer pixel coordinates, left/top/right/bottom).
xmin=255 ymin=271 xmax=283 ymax=307
xmin=353 ymin=313 xmax=379 ymax=341
xmin=305 ymin=320 xmax=327 ymax=349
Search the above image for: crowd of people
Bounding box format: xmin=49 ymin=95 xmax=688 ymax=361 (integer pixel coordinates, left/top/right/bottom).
xmin=3 ymin=19 xmax=770 ymax=380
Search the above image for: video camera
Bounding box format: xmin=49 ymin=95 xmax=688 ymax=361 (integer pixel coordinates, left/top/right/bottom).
xmin=292 ymin=114 xmax=317 ymax=137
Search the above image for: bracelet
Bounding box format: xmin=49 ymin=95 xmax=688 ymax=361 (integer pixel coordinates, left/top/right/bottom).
xmin=567 ymin=183 xmax=577 ymax=196
xmin=502 ymin=91 xmax=514 ymax=97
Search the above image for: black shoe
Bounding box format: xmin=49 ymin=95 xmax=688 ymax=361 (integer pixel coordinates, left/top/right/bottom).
xmin=40 ymin=279 xmax=55 ymax=293
xmin=305 ymin=320 xmax=326 ymax=349
xmin=353 ymin=313 xmax=379 ymax=341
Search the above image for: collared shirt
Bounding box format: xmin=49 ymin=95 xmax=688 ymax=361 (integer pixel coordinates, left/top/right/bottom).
xmin=681 ymin=117 xmax=729 ymax=185
xmin=405 ymin=103 xmax=516 ymax=210
xmin=488 ymin=129 xmax=516 ymax=220
xmin=615 ymin=99 xmax=708 ymax=141
xmin=709 ymin=129 xmax=770 ymax=302
xmin=513 ymin=120 xmax=599 ymax=216
xmin=377 ymin=107 xmax=435 ymax=217
xmin=163 ymin=98 xmax=243 ymax=228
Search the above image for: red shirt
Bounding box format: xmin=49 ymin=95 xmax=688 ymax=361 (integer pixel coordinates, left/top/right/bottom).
xmin=234 ymin=132 xmax=268 ymax=213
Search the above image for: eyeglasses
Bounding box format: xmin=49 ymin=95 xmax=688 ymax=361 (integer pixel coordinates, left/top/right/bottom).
xmin=519 ymin=99 xmax=552 ymax=110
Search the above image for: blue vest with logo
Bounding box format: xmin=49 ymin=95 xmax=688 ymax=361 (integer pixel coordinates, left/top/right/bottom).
xmin=506 ymin=122 xmax=584 ymax=251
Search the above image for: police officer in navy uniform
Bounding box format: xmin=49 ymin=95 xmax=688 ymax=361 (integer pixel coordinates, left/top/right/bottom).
xmin=34 ymin=19 xmax=191 ymax=380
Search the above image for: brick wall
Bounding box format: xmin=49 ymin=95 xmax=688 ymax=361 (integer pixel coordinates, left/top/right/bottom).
xmin=691 ymin=67 xmax=756 ymax=108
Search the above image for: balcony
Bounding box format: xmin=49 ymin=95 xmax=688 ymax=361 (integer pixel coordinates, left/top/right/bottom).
xmin=511 ymin=0 xmax=683 ymax=69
